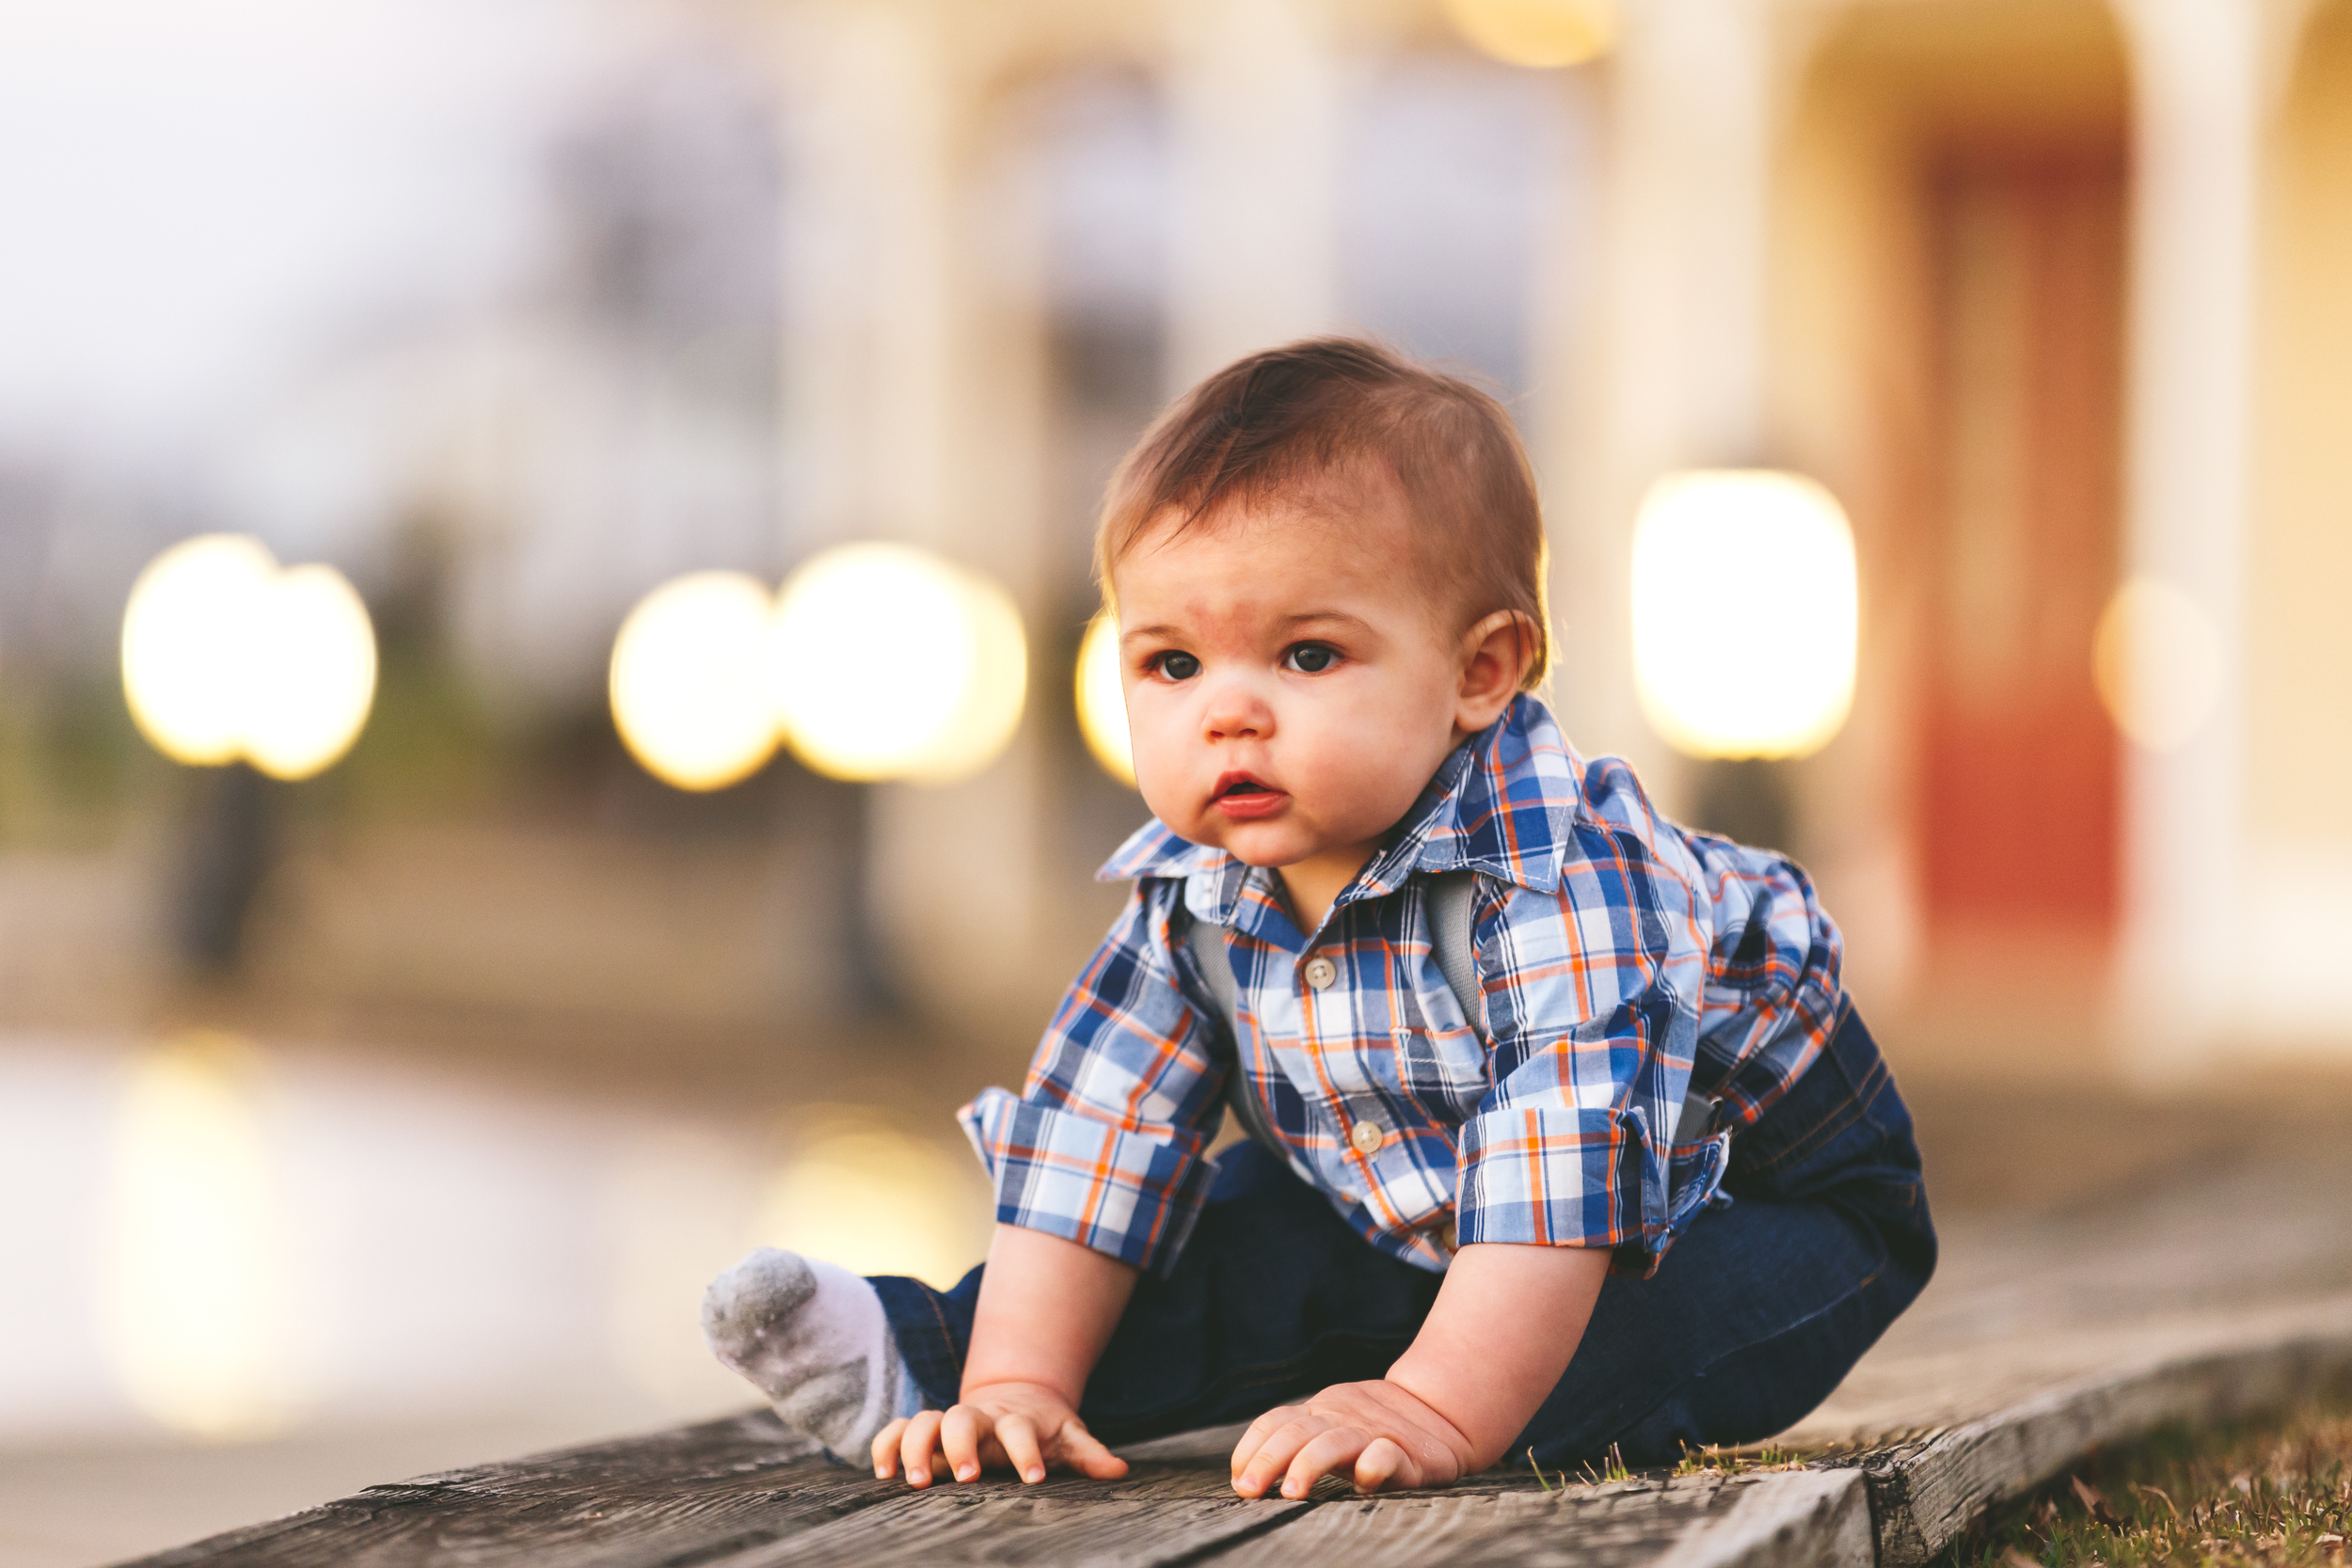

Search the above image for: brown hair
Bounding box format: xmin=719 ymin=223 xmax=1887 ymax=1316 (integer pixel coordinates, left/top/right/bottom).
xmin=1093 ymin=337 xmax=1550 ymax=687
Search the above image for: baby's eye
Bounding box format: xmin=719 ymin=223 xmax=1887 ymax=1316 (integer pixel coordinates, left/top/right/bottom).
xmin=1152 ymin=650 xmax=1201 ymax=682
xmin=1282 ymin=642 xmax=1340 ymax=674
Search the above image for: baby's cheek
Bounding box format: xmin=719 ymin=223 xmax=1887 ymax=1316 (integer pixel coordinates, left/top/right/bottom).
xmin=1129 ymin=749 xmax=1206 ymax=840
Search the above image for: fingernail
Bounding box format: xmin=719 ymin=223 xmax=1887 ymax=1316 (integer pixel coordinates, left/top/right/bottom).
xmin=875 ymin=1467 xmax=888 ymax=1479
xmin=1026 ymin=1467 xmax=1044 ymax=1483
xmin=958 ymin=1465 xmax=976 ymax=1481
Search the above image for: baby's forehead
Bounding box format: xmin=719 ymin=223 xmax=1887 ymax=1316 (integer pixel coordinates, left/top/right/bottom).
xmin=1132 ymin=468 xmax=1423 ymax=574
xmin=1115 ymin=483 xmax=1456 ymax=629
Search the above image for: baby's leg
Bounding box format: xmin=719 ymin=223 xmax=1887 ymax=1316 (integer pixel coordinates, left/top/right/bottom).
xmin=702 ymin=1248 xmax=927 ymax=1461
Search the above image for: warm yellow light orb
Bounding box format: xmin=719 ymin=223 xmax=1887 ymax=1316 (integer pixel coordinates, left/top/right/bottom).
xmin=243 ymin=565 xmax=379 ymax=782
xmin=121 ymin=535 xmax=377 ymax=779
xmin=1630 ymin=470 xmax=1858 ymax=760
xmin=1443 ymin=0 xmax=1616 ymax=69
xmin=752 ymin=1108 xmax=989 ymax=1289
xmin=1075 ymin=609 xmax=1136 ymax=787
xmin=766 ymin=544 xmax=1028 ymax=784
xmin=122 ymin=535 xmax=278 ymax=767
xmin=610 ymin=572 xmax=782 ymax=792
xmin=2093 ymin=578 xmax=2223 ymax=752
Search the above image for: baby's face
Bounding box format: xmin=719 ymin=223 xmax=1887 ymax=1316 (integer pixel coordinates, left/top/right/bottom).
xmin=1111 ymin=485 xmax=1475 ymax=886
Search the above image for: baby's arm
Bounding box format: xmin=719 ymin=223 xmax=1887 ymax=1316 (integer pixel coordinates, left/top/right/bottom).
xmin=1230 ymin=1241 xmax=1611 ymax=1497
xmin=871 ymin=1223 xmax=1139 ymax=1487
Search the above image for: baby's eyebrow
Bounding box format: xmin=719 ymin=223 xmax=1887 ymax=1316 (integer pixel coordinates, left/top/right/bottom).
xmin=1118 ymin=609 xmax=1375 ymax=646
xmin=1279 ymin=610 xmax=1375 ymax=636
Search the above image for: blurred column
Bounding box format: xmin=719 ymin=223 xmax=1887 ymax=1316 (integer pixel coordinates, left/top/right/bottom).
xmin=1561 ymin=0 xmax=1775 ymax=781
xmin=772 ymin=1 xmax=957 ymax=556
xmin=2107 ymin=0 xmax=2265 ymax=1069
xmin=766 ymin=2 xmax=1049 ymax=1029
xmin=1161 ymin=0 xmax=1343 ymax=388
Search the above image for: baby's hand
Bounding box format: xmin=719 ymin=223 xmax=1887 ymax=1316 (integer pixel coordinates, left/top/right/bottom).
xmin=871 ymin=1381 xmax=1130 ymax=1489
xmin=1230 ymin=1379 xmax=1478 ymax=1499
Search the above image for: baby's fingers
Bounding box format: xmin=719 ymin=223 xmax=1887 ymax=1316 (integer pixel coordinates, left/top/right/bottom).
xmin=940 ymin=1405 xmax=989 ymax=1484
xmin=996 ymin=1413 xmax=1048 ymax=1484
xmin=898 ymin=1409 xmax=946 ymax=1488
xmin=1281 ymin=1426 xmax=1370 ymax=1500
xmin=871 ymin=1418 xmax=912 ymax=1478
xmin=1351 ymin=1435 xmax=1422 ymax=1495
xmin=1054 ymin=1420 xmax=1131 ymax=1481
xmin=1231 ymin=1405 xmax=1303 ymax=1481
xmin=1233 ymin=1413 xmax=1325 ymax=1499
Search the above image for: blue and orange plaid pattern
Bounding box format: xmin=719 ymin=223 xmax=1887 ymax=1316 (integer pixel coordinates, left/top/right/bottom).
xmin=959 ymin=695 xmax=1845 ymax=1278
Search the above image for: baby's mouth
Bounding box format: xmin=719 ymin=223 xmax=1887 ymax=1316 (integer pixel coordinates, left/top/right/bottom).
xmin=1211 ymin=771 xmax=1286 ymax=817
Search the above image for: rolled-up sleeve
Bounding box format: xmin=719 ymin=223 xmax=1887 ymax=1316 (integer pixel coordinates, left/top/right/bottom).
xmin=957 ymin=882 xmax=1227 ymax=1274
xmin=1451 ymin=819 xmax=1712 ymax=1274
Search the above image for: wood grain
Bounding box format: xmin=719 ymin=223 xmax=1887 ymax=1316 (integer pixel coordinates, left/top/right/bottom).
xmin=1660 ymin=1470 xmax=1870 ymax=1568
xmin=117 ymin=1304 xmax=2352 ymax=1568
xmin=1863 ymin=1307 xmax=2352 ymax=1565
xmin=117 ymin=1411 xmax=891 ymax=1568
xmin=1204 ymin=1473 xmax=1819 ymax=1568
xmin=706 ymin=1468 xmax=1309 ymax=1567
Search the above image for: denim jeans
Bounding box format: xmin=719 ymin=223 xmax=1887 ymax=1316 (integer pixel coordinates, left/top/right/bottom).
xmin=872 ymin=1003 xmax=1935 ymax=1466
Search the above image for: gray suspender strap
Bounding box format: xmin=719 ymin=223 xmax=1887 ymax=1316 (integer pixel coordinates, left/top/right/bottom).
xmin=1183 ymin=911 xmax=1287 ymax=1156
xmin=1184 ymin=868 xmax=1718 ymax=1153
xmin=1425 ymin=869 xmax=1482 ymax=1026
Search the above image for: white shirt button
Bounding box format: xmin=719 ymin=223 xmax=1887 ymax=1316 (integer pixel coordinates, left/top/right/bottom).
xmin=1349 ymin=1120 xmax=1384 ymax=1155
xmin=1303 ymin=956 xmax=1338 ymax=990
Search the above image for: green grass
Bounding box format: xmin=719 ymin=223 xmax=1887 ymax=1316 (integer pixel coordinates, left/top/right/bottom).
xmin=1940 ymin=1386 xmax=2352 ymax=1566
xmin=1522 ymin=1441 xmax=1806 ymax=1493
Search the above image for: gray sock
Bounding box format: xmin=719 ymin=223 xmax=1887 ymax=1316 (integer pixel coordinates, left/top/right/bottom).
xmin=702 ymin=1247 xmax=926 ymax=1461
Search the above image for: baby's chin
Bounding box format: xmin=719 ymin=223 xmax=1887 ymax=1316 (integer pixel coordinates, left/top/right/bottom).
xmin=1181 ymin=816 xmax=1325 ymax=869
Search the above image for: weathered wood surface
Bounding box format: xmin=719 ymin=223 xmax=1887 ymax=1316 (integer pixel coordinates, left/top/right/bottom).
xmin=713 ymin=1471 xmax=1315 ymax=1567
xmin=1208 ymin=1470 xmax=1869 ymax=1568
xmin=1856 ymin=1298 xmax=2352 ymax=1566
xmin=116 ymin=1297 xmax=2352 ymax=1567
xmin=1663 ymin=1470 xmax=1872 ymax=1568
xmin=112 ymin=1414 xmax=1820 ymax=1568
xmin=124 ymin=1412 xmax=868 ymax=1568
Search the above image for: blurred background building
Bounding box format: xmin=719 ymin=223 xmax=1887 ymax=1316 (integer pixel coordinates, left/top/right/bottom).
xmin=2 ymin=0 xmax=2348 ymax=1559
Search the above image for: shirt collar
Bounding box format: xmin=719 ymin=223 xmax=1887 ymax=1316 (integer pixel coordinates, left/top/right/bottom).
xmin=1096 ymin=694 xmax=1584 ymax=918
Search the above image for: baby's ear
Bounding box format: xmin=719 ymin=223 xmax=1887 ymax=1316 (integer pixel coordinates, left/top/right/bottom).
xmin=1455 ymin=610 xmax=1534 ymax=728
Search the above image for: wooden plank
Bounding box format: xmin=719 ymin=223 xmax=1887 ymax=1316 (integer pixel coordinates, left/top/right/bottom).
xmin=1201 ymin=1472 xmax=1858 ymax=1568
xmin=1863 ymin=1304 xmax=2352 ymax=1565
xmin=702 ymin=1466 xmax=1311 ymax=1567
xmin=1657 ymin=1470 xmax=1871 ymax=1568
xmin=115 ymin=1411 xmax=902 ymax=1568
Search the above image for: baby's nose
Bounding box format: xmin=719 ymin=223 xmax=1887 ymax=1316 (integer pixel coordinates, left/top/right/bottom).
xmin=1202 ymin=682 xmax=1272 ymax=738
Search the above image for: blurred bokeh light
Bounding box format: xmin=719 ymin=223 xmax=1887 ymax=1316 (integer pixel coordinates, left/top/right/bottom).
xmin=103 ymin=1034 xmax=296 ymax=1440
xmin=749 ymin=1106 xmax=990 ymax=1290
xmin=2093 ymin=578 xmax=2226 ymax=752
xmin=765 ymin=544 xmax=1027 ymax=784
xmin=1442 ymin=0 xmax=1616 ymax=70
xmin=120 ymin=535 xmax=279 ymax=768
xmin=1075 ymin=609 xmax=1136 ymax=787
xmin=610 ymin=571 xmax=783 ymax=793
xmin=242 ymin=565 xmax=380 ymax=782
xmin=1630 ymin=470 xmax=1859 ymax=761
xmin=120 ymin=535 xmax=377 ymax=781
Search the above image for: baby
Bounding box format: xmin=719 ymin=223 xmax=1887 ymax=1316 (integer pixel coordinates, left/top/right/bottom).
xmin=705 ymin=338 xmax=1935 ymax=1499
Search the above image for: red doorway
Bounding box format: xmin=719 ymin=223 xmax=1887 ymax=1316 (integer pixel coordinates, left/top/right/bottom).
xmin=1915 ymin=151 xmax=2125 ymax=959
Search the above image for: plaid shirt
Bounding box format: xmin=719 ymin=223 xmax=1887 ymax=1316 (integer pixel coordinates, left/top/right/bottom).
xmin=959 ymin=695 xmax=1845 ymax=1277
